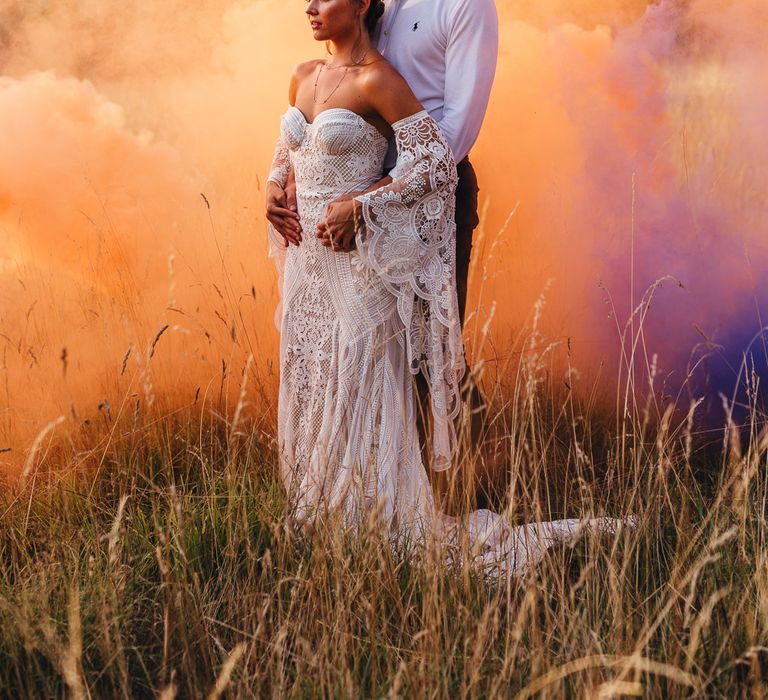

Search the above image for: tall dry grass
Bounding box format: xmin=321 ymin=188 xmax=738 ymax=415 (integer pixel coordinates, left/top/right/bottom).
xmin=0 ymin=181 xmax=766 ymax=697
xmin=1 ymin=271 xmax=767 ymax=699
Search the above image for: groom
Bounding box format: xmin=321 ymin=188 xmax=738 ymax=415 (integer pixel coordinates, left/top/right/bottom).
xmin=372 ymin=0 xmax=499 ymax=327
xmin=267 ymin=0 xmax=499 ymax=491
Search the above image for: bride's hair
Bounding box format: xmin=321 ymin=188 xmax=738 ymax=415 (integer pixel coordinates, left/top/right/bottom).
xmin=362 ymin=0 xmax=386 ymax=34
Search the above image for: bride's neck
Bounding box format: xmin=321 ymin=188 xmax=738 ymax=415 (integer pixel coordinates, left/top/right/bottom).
xmin=327 ymin=30 xmax=373 ymax=66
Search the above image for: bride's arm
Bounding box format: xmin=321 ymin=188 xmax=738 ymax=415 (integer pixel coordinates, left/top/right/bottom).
xmin=356 ymin=66 xmax=464 ymax=470
xmin=266 ymin=63 xmax=317 ymax=246
xmin=350 ymin=62 xmax=460 ymax=309
xmin=329 ymin=174 xmax=393 ymax=204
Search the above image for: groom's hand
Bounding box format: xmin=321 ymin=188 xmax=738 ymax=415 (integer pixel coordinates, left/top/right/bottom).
xmin=318 ymin=177 xmax=391 ymax=252
xmin=285 ymin=170 xmax=298 ymax=217
xmin=317 ymin=199 xmax=361 ymax=253
xmin=266 ymin=179 xmax=302 ymax=247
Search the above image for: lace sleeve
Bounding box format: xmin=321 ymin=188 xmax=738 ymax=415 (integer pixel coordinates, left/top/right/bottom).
xmin=267 ymin=136 xmax=292 ymax=188
xmin=266 ymin=136 xmax=291 ymax=330
xmin=353 ymin=111 xmax=465 ymax=471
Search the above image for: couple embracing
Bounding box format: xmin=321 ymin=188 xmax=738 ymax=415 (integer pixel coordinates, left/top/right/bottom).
xmin=265 ymin=0 xmax=627 ymax=581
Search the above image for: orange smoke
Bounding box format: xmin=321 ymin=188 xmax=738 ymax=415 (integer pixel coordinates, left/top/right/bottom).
xmin=473 ymin=0 xmax=768 ymax=420
xmin=1 ymin=0 xmax=767 ymax=469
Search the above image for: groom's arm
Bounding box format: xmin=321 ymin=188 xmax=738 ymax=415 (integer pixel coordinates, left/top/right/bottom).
xmin=439 ymin=0 xmax=499 ymax=163
xmin=329 ymin=175 xmax=394 ymax=204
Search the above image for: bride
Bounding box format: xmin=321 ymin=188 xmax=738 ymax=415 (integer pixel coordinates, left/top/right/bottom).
xmin=266 ymin=0 xmax=628 ymax=581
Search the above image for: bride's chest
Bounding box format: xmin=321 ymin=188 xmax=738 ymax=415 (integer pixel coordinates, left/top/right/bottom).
xmin=280 ymin=107 xmax=387 ymax=160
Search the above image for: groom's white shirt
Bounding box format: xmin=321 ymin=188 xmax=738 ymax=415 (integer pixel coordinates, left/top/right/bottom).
xmin=373 ymin=0 xmax=499 ymax=168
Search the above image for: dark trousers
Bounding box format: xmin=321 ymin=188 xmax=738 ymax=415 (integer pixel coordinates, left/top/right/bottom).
xmin=415 ymin=157 xmax=485 ymax=486
xmin=454 ymin=157 xmax=481 ymax=326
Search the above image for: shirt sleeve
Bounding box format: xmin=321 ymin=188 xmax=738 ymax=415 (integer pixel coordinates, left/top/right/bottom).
xmin=439 ymin=0 xmax=499 ymax=163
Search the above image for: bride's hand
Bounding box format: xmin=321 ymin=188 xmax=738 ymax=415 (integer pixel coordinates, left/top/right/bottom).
xmin=317 ymin=199 xmax=361 ymax=253
xmin=266 ymin=180 xmax=302 ymax=246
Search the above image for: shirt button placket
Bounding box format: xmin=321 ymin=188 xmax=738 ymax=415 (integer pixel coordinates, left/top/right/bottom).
xmin=380 ymin=0 xmax=400 ymax=53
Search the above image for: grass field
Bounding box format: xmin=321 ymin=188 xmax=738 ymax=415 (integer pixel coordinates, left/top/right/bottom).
xmin=1 ymin=330 xmax=767 ymax=699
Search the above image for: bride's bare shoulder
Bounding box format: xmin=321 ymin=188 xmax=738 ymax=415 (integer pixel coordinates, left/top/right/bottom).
xmin=293 ymin=59 xmax=323 ymax=79
xmin=360 ymin=58 xmax=407 ymax=89
xmin=360 ymin=58 xmax=423 ymax=119
xmin=288 ymin=60 xmax=323 ymax=103
xmin=359 ymin=58 xmax=416 ymax=103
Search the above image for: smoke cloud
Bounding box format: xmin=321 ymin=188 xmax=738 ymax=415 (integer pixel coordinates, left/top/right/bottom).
xmin=1 ymin=0 xmax=766 ymax=470
xmin=474 ymin=0 xmax=768 ymax=423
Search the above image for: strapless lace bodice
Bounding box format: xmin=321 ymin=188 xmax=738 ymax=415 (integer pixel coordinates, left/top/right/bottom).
xmin=280 ymin=106 xmax=388 ymax=204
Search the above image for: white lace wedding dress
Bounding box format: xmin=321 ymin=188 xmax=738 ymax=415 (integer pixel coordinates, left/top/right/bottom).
xmin=267 ymin=106 xmax=629 ymax=581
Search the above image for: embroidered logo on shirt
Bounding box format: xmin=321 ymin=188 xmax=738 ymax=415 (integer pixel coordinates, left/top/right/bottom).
xmin=412 ymin=22 xmax=419 ymax=31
